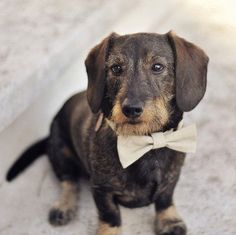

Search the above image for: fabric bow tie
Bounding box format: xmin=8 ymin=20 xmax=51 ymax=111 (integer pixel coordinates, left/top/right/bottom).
xmin=117 ymin=121 xmax=197 ymax=168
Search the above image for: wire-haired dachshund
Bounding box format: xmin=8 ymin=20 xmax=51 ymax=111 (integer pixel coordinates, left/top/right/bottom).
xmin=7 ymin=31 xmax=209 ymax=235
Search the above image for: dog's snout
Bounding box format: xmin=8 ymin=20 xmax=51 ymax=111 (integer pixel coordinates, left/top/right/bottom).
xmin=122 ymin=105 xmax=143 ymax=118
xmin=122 ymin=99 xmax=143 ymax=118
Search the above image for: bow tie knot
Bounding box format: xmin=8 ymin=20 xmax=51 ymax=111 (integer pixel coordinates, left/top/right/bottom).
xmin=151 ymin=132 xmax=167 ymax=149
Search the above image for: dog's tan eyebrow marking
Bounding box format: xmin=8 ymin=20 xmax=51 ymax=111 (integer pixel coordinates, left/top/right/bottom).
xmin=107 ymin=53 xmax=126 ymax=65
xmin=145 ymin=54 xmax=168 ymax=64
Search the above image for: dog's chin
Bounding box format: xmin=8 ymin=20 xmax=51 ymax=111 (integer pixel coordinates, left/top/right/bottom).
xmin=125 ymin=119 xmax=142 ymax=125
xmin=111 ymin=119 xmax=162 ymax=136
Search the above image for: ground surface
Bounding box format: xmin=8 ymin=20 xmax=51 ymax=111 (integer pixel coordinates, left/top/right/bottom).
xmin=0 ymin=1 xmax=236 ymax=235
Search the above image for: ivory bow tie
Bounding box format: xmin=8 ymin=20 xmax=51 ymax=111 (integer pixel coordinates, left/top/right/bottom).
xmin=117 ymin=121 xmax=197 ymax=168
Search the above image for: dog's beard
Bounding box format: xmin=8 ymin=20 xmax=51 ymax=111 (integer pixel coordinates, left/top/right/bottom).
xmin=112 ymin=121 xmax=163 ymax=136
xmin=109 ymin=99 xmax=171 ymax=136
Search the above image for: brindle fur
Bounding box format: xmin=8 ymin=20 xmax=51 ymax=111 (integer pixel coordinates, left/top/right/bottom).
xmin=8 ymin=32 xmax=209 ymax=235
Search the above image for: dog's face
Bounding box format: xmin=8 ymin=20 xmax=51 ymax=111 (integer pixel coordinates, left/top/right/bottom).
xmin=85 ymin=32 xmax=209 ymax=135
xmin=106 ymin=34 xmax=175 ymax=135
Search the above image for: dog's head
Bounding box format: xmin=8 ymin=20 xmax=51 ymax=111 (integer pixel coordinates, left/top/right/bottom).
xmin=85 ymin=32 xmax=209 ymax=135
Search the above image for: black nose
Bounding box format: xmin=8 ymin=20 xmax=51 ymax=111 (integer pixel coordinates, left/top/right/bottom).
xmin=122 ymin=99 xmax=143 ymax=118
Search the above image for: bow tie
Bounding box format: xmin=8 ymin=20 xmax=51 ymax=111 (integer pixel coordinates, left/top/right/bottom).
xmin=116 ymin=121 xmax=197 ymax=168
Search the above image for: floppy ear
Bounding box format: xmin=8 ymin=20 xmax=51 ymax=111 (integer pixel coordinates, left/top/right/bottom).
xmin=85 ymin=33 xmax=118 ymax=113
xmin=167 ymin=31 xmax=209 ymax=112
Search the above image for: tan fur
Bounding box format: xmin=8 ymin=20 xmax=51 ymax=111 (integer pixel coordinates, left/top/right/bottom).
xmin=112 ymin=101 xmax=127 ymax=124
xmin=155 ymin=205 xmax=186 ymax=234
xmin=96 ymin=221 xmax=121 ymax=235
xmin=110 ymin=97 xmax=171 ymax=136
xmin=53 ymin=181 xmax=78 ymax=213
xmin=156 ymin=205 xmax=181 ymax=221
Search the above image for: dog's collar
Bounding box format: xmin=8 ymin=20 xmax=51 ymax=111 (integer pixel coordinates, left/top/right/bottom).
xmin=94 ymin=112 xmax=116 ymax=132
xmin=95 ymin=113 xmax=197 ymax=168
xmin=95 ymin=112 xmax=104 ymax=132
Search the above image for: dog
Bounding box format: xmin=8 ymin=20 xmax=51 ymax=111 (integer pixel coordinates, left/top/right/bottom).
xmin=7 ymin=31 xmax=208 ymax=235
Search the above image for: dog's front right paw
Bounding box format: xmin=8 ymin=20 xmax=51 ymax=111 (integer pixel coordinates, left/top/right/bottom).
xmin=48 ymin=207 xmax=76 ymax=226
xmin=155 ymin=219 xmax=187 ymax=235
xmin=155 ymin=206 xmax=187 ymax=235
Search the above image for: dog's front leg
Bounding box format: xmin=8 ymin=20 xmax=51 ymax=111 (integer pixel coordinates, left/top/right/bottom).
xmin=154 ymin=192 xmax=186 ymax=235
xmin=93 ymin=187 xmax=121 ymax=235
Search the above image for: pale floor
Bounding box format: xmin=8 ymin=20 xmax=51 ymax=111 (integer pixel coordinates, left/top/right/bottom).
xmin=1 ymin=1 xmax=236 ymax=234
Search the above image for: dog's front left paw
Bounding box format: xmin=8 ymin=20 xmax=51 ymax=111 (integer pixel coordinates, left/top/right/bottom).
xmin=48 ymin=207 xmax=76 ymax=226
xmin=96 ymin=221 xmax=121 ymax=235
xmin=155 ymin=206 xmax=187 ymax=235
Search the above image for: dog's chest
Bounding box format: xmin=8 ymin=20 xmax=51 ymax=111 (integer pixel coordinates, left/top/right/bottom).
xmin=90 ymin=127 xmax=184 ymax=207
xmin=110 ymin=153 xmax=164 ymax=207
xmin=115 ymin=179 xmax=159 ymax=208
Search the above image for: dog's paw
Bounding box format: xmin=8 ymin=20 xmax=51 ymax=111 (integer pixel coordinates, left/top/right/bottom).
xmin=48 ymin=207 xmax=76 ymax=226
xmin=155 ymin=206 xmax=187 ymax=235
xmin=96 ymin=222 xmax=121 ymax=235
xmin=155 ymin=219 xmax=187 ymax=235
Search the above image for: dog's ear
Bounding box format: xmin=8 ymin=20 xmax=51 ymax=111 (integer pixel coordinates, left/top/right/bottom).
xmin=167 ymin=31 xmax=209 ymax=112
xmin=85 ymin=33 xmax=118 ymax=113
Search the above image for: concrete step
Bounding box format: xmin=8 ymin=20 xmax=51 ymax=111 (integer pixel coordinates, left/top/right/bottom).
xmin=0 ymin=0 xmax=136 ymax=132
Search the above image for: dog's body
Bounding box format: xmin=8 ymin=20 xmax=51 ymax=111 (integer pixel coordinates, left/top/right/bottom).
xmin=50 ymin=90 xmax=184 ymax=207
xmin=7 ymin=32 xmax=208 ymax=235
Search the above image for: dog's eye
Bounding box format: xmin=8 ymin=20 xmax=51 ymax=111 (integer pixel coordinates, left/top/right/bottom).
xmin=111 ymin=64 xmax=123 ymax=76
xmin=152 ymin=63 xmax=164 ymax=73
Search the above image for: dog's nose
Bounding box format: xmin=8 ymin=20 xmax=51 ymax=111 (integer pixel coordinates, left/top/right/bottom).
xmin=122 ymin=99 xmax=143 ymax=118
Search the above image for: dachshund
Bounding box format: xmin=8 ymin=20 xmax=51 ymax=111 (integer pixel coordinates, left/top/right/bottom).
xmin=7 ymin=31 xmax=208 ymax=235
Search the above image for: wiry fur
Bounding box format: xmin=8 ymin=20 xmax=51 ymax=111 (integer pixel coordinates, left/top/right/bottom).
xmin=7 ymin=32 xmax=208 ymax=235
